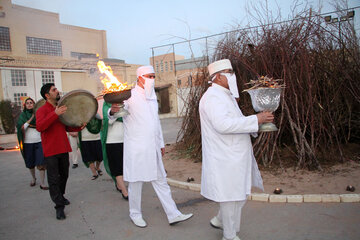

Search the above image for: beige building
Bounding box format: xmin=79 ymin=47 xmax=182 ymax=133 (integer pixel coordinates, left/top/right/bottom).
xmin=150 ymin=53 xmax=208 ymax=117
xmin=0 ymin=0 xmax=139 ymax=106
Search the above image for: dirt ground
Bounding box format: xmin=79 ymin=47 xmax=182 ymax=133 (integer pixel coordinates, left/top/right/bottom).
xmin=162 ymin=144 xmax=360 ymax=195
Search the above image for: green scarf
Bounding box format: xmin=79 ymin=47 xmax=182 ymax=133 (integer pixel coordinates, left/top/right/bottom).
xmin=101 ymin=102 xmax=123 ymax=181
xmin=78 ymin=117 xmax=103 ymax=168
xmin=16 ymin=109 xmax=36 ymax=159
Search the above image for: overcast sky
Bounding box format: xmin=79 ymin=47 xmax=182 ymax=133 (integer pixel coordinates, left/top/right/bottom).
xmin=12 ymin=0 xmax=360 ymax=65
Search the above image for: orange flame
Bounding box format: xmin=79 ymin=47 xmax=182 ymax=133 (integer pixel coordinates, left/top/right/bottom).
xmin=97 ymin=60 xmax=130 ymax=94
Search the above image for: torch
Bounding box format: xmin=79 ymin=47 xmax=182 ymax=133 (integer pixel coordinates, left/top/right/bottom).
xmin=97 ymin=61 xmax=132 ymax=117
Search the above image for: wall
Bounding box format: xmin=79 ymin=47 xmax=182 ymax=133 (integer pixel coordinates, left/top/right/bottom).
xmin=61 ymin=71 xmax=98 ymax=96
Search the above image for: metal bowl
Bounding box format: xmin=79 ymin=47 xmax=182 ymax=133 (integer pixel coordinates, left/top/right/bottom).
xmin=103 ymin=89 xmax=132 ymax=103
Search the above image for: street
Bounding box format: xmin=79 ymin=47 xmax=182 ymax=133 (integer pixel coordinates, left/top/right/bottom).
xmin=0 ymin=118 xmax=359 ymax=240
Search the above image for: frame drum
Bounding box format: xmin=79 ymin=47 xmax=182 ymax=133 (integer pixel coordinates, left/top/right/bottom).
xmin=34 ymin=99 xmax=46 ymax=113
xmin=57 ymin=90 xmax=98 ymax=127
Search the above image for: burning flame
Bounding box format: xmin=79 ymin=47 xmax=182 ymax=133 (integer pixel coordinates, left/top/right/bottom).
xmin=97 ymin=60 xmax=130 ymax=94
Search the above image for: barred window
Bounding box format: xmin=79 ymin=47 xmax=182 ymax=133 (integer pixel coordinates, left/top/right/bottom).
xmin=11 ymin=70 xmax=26 ymax=86
xmin=170 ymin=61 xmax=173 ymax=71
xmin=160 ymin=60 xmax=163 ymax=72
xmin=156 ymin=61 xmax=159 ymax=73
xmin=165 ymin=62 xmax=168 ymax=72
xmin=188 ymin=75 xmax=192 ymax=86
xmin=41 ymin=71 xmax=54 ymax=84
xmin=0 ymin=26 xmax=11 ymax=51
xmin=14 ymin=93 xmax=27 ymax=106
xmin=26 ymin=36 xmax=62 ymax=56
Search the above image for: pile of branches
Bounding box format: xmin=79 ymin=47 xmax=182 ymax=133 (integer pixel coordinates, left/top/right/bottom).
xmin=177 ymin=7 xmax=360 ymax=170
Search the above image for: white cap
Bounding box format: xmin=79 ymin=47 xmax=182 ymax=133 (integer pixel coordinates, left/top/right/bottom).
xmin=137 ymin=66 xmax=155 ymax=78
xmin=208 ymin=59 xmax=232 ymax=76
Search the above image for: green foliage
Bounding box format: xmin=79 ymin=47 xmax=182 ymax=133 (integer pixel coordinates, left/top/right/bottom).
xmin=0 ymin=100 xmax=15 ymax=134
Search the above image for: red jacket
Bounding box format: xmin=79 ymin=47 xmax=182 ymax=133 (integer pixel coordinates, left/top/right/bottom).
xmin=36 ymin=101 xmax=81 ymax=157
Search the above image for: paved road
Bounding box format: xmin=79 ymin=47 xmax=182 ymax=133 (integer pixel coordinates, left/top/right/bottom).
xmin=160 ymin=117 xmax=183 ymax=144
xmin=0 ymin=118 xmax=359 ymax=240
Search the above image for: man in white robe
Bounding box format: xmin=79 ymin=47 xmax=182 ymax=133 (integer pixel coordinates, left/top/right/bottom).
xmin=199 ymin=59 xmax=274 ymax=240
xmin=110 ymin=65 xmax=193 ymax=228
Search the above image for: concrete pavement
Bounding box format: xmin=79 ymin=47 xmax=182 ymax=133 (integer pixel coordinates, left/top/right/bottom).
xmin=0 ymin=117 xmax=359 ymax=240
xmin=1 ymin=149 xmax=360 ymax=240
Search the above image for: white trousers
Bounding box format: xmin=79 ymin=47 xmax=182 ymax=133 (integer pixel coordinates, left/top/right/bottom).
xmin=217 ymin=200 xmax=246 ymax=240
xmin=128 ymin=178 xmax=181 ymax=222
xmin=68 ymin=136 xmax=79 ymax=164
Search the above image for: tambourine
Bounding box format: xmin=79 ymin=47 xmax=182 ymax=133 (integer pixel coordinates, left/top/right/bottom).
xmin=33 ymin=99 xmax=46 ymax=113
xmin=57 ymin=90 xmax=98 ymax=127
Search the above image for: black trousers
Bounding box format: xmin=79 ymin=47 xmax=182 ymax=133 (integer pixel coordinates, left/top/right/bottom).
xmin=44 ymin=153 xmax=69 ymax=209
xmin=106 ymin=143 xmax=124 ymax=177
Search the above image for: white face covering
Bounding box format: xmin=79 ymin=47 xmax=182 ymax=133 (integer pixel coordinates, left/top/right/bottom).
xmin=221 ymin=73 xmax=239 ymax=98
xmin=142 ymin=76 xmax=156 ymax=99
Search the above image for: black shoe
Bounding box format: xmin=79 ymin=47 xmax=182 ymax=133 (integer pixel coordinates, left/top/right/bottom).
xmin=63 ymin=198 xmax=70 ymax=205
xmin=40 ymin=185 xmax=49 ymax=190
xmin=72 ymin=164 xmax=78 ymax=169
xmin=122 ymin=193 xmax=129 ymax=201
xmin=56 ymin=208 xmax=66 ymax=220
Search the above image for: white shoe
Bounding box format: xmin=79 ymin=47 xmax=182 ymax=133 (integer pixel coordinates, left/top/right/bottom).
xmin=169 ymin=213 xmax=193 ymax=225
xmin=210 ymin=216 xmax=223 ymax=229
xmin=131 ymin=217 xmax=147 ymax=228
xmin=222 ymin=236 xmax=241 ymax=240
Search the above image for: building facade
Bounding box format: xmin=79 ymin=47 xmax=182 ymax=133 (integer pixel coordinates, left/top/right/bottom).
xmin=0 ymin=0 xmax=110 ymax=105
xmin=150 ymin=53 xmax=208 ymax=117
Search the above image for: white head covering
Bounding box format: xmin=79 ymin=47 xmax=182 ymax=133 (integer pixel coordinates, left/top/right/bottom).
xmin=137 ymin=66 xmax=155 ymax=78
xmin=208 ymin=59 xmax=232 ymax=76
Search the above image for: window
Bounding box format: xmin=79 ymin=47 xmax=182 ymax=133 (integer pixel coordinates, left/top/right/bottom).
xmin=170 ymin=61 xmax=173 ymax=71
xmin=160 ymin=60 xmax=163 ymax=72
xmin=14 ymin=93 xmax=27 ymax=106
xmin=42 ymin=71 xmax=54 ymax=84
xmin=165 ymin=62 xmax=168 ymax=72
xmin=71 ymin=52 xmax=97 ymax=60
xmin=178 ymin=79 xmax=181 ymax=86
xmin=11 ymin=70 xmax=26 ymax=86
xmin=156 ymin=61 xmax=159 ymax=73
xmin=26 ymin=36 xmax=62 ymax=56
xmin=188 ymin=76 xmax=192 ymax=86
xmin=0 ymin=26 xmax=11 ymax=51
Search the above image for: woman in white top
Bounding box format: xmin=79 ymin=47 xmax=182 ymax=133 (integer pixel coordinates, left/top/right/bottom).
xmin=79 ymin=116 xmax=103 ymax=180
xmin=16 ymin=97 xmax=48 ymax=190
xmin=101 ymin=101 xmax=128 ymax=200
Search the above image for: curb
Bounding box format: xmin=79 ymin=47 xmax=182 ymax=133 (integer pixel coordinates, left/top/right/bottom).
xmin=166 ymin=178 xmax=360 ymax=203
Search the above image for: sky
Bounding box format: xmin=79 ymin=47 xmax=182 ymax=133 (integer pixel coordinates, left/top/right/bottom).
xmin=12 ymin=0 xmax=360 ymax=65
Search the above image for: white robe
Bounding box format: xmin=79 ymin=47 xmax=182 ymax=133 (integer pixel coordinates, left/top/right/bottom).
xmin=199 ymin=83 xmax=264 ymax=202
xmin=123 ymin=85 xmax=166 ymax=182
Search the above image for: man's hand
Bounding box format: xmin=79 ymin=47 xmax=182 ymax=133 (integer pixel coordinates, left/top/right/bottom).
xmin=110 ymin=104 xmax=121 ymax=116
xmin=161 ymin=147 xmax=165 ymax=156
xmin=256 ymin=111 xmax=274 ymax=124
xmin=55 ymin=105 xmax=67 ymax=116
xmin=27 ymin=114 xmax=35 ymax=124
xmin=80 ymin=122 xmax=87 ymax=130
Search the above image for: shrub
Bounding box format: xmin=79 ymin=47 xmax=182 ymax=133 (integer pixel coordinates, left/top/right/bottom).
xmin=0 ymin=100 xmax=15 ymax=134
